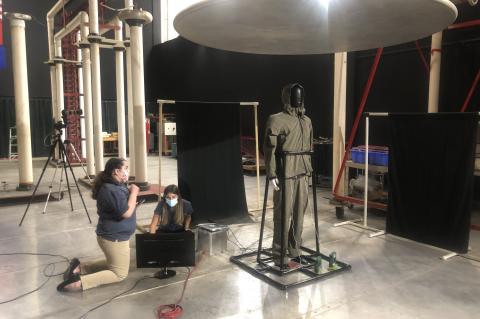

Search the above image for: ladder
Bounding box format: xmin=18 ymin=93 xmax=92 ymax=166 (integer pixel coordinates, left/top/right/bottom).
xmin=62 ymin=32 xmax=83 ymax=163
xmin=9 ymin=126 xmax=17 ymax=160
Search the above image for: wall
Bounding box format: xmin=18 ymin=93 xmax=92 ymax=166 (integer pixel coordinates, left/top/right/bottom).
xmin=148 ymin=38 xmax=334 ymax=144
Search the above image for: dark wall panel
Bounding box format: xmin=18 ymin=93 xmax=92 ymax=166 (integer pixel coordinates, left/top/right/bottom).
xmin=148 ymin=37 xmax=335 ymax=151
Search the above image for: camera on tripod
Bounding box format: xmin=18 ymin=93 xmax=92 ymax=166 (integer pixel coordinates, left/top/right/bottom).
xmin=54 ymin=109 xmax=83 ymax=131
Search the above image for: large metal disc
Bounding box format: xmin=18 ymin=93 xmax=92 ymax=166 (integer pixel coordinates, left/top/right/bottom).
xmin=174 ymin=0 xmax=457 ymax=54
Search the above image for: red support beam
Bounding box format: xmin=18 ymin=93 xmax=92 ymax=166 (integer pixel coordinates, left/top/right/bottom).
xmin=333 ymin=47 xmax=383 ymax=195
xmin=460 ymin=67 xmax=480 ymax=112
xmin=415 ymin=41 xmax=430 ymax=75
xmin=448 ymin=19 xmax=480 ymax=30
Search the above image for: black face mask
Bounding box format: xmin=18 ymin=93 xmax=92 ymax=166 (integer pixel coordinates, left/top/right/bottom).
xmin=290 ymin=85 xmax=304 ymax=108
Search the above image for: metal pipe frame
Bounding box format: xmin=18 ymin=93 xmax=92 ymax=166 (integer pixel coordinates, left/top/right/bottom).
xmin=334 ymin=114 xmax=386 ymax=238
xmin=234 ymin=151 xmax=350 ymax=289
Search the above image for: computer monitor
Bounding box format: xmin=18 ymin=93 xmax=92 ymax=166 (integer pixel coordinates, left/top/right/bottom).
xmin=135 ymin=231 xmax=195 ymax=279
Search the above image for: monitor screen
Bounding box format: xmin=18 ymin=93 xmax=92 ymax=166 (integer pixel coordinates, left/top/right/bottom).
xmin=135 ymin=231 xmax=195 ymax=269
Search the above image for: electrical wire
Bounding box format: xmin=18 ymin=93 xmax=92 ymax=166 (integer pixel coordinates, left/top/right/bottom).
xmin=99 ymin=2 xmax=131 ymax=12
xmin=227 ymin=228 xmax=273 ymax=254
xmin=78 ymin=276 xmax=153 ymax=319
xmin=0 ymin=252 xmax=70 ymax=305
xmin=30 ymin=14 xmax=46 ymax=28
xmin=79 ymin=251 xmax=205 ymax=319
xmin=43 ymin=132 xmax=55 ymax=147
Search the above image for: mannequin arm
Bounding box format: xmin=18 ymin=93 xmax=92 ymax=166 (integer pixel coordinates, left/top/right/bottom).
xmin=271 ymin=177 xmax=280 ymax=191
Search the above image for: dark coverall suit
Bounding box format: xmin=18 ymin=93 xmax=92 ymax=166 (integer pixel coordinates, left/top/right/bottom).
xmin=264 ymin=84 xmax=313 ymax=265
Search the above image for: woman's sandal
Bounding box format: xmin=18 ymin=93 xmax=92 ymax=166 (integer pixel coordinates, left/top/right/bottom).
xmin=63 ymin=258 xmax=80 ymax=280
xmin=57 ymin=273 xmax=82 ymax=292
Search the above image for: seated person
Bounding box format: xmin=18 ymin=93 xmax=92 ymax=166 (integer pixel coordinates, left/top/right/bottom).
xmin=149 ymin=184 xmax=193 ymax=233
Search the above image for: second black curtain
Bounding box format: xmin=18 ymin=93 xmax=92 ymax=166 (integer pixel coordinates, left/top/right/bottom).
xmin=175 ymin=102 xmax=249 ymax=223
xmin=387 ymin=113 xmax=478 ymax=253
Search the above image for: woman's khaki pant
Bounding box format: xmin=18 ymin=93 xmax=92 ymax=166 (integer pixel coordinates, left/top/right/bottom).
xmin=80 ymin=236 xmax=130 ymax=290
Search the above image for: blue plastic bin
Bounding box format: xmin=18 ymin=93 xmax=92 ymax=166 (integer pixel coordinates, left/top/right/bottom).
xmin=351 ymin=147 xmax=388 ymax=166
xmin=371 ymin=151 xmax=388 ymax=166
xmin=351 ymin=148 xmax=365 ymax=164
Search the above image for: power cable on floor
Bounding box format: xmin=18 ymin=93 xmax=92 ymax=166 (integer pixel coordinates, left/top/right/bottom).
xmin=78 ymin=276 xmax=153 ymax=319
xmin=0 ymin=252 xmax=70 ymax=305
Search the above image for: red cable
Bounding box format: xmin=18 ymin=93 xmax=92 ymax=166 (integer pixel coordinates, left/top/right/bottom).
xmin=156 ymin=253 xmax=203 ymax=319
xmin=156 ymin=304 xmax=183 ymax=319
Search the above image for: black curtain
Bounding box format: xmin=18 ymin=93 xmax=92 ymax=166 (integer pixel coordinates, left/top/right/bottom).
xmin=387 ymin=113 xmax=478 ymax=253
xmin=175 ymin=102 xmax=249 ymax=223
xmin=0 ymin=97 xmax=53 ymax=158
xmin=101 ymin=100 xmax=118 ymax=134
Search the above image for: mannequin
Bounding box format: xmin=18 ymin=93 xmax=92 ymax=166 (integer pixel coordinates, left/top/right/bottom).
xmin=264 ymin=83 xmax=313 ymax=267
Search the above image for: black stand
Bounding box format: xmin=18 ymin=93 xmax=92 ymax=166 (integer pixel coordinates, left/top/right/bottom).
xmin=19 ymin=128 xmax=92 ymax=226
xmin=231 ymin=151 xmax=351 ymax=290
xmin=154 ymin=267 xmax=176 ymax=279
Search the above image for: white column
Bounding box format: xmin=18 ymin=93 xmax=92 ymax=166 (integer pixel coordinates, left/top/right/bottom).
xmin=114 ymin=17 xmax=127 ymax=159
xmin=80 ymin=15 xmax=96 ymax=177
xmin=120 ymin=9 xmax=153 ymax=189
xmin=125 ymin=0 xmax=135 ymax=178
xmin=428 ymin=32 xmax=442 ymax=113
xmin=89 ymin=0 xmax=104 ymax=173
xmin=333 ymin=52 xmax=347 ymax=194
xmin=6 ymin=13 xmax=33 ymax=190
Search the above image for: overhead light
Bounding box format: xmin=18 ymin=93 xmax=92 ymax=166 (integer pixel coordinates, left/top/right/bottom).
xmin=318 ymin=0 xmax=331 ymax=10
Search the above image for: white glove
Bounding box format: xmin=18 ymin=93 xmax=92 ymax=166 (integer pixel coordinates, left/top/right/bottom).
xmin=271 ymin=178 xmax=280 ymax=191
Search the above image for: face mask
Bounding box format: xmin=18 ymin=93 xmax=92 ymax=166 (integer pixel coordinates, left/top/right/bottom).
xmin=166 ymin=198 xmax=178 ymax=207
xmin=117 ymin=168 xmax=129 ymax=183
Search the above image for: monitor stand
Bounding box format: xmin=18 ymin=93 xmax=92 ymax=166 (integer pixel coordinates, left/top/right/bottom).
xmin=154 ymin=267 xmax=176 ymax=279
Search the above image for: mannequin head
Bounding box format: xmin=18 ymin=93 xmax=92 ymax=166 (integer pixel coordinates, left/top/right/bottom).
xmin=290 ymin=84 xmax=304 ymax=108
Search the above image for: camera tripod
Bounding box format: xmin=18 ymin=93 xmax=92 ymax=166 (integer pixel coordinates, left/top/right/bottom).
xmin=19 ymin=126 xmax=92 ymax=226
xmin=41 ymin=139 xmax=92 ymax=215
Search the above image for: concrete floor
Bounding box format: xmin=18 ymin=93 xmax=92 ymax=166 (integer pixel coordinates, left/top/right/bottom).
xmin=1 ymin=156 xmax=480 ymax=318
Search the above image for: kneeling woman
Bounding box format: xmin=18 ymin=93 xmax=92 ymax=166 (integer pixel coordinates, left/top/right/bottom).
xmin=149 ymin=184 xmax=193 ymax=233
xmin=57 ymin=158 xmax=139 ymax=292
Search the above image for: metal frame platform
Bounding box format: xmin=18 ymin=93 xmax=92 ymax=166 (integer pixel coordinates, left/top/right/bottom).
xmin=230 ymin=246 xmax=351 ymax=290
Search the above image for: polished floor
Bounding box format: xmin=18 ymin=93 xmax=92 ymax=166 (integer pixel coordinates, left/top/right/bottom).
xmin=1 ymin=156 xmax=480 ymax=319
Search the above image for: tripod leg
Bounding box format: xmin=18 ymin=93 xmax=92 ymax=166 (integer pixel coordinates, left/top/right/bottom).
xmin=60 ymin=143 xmax=74 ymax=211
xmin=57 ymin=162 xmax=64 ymax=200
xmin=62 ymin=143 xmax=92 ymax=224
xmin=42 ymin=162 xmax=60 ymax=214
xmin=19 ymin=140 xmax=55 ymax=226
xmin=256 ymin=176 xmax=270 ymax=262
xmin=70 ymin=144 xmax=92 ymax=183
